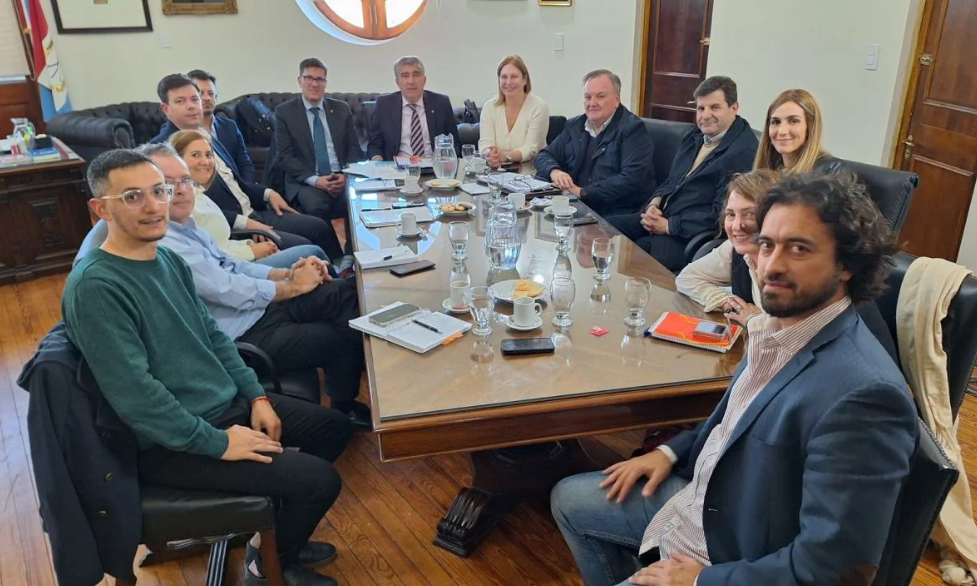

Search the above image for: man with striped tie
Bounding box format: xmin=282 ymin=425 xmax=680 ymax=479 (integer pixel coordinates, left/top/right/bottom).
xmin=367 ymin=56 xmax=461 ymax=161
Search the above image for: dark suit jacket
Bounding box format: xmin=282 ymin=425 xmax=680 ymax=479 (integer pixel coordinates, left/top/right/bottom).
xmin=205 ymin=172 xmax=267 ymax=228
xmin=663 ymin=307 xmax=917 ymax=586
xmin=152 ymin=116 xmax=256 ymax=184
xmin=274 ymin=97 xmax=365 ymax=200
xmin=535 ymin=105 xmax=656 ymax=216
xmin=654 ymin=116 xmax=759 ymax=241
xmin=366 ymin=90 xmax=461 ymax=161
xmin=18 ymin=322 xmax=141 ymax=586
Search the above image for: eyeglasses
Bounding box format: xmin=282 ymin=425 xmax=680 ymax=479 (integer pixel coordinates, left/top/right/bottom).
xmin=98 ymin=184 xmax=174 ymax=208
xmin=165 ymin=177 xmax=197 ymax=189
xmin=301 ymin=75 xmax=327 ymax=85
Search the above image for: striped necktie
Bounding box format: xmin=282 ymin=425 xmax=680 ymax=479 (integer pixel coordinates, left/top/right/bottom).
xmin=409 ymin=103 xmax=425 ymax=157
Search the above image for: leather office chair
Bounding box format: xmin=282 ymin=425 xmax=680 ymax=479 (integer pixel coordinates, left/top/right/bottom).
xmin=454 ymin=115 xmax=572 ymax=156
xmin=643 ymin=118 xmax=694 ymax=185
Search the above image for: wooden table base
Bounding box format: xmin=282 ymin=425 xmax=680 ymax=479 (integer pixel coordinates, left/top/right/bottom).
xmin=434 ymin=438 xmax=620 ymax=556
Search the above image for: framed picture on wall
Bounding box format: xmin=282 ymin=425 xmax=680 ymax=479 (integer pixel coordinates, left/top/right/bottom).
xmin=50 ymin=0 xmax=152 ymax=34
xmin=162 ymin=0 xmax=239 ymax=16
xmin=539 ymin=0 xmax=572 ymax=5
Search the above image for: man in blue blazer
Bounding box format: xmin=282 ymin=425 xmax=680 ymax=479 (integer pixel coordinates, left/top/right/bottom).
xmin=551 ymin=173 xmax=917 ymax=586
xmin=606 ymin=77 xmax=758 ymax=273
xmin=367 ymin=56 xmax=460 ymax=161
xmin=151 ymin=72 xmax=255 ymax=183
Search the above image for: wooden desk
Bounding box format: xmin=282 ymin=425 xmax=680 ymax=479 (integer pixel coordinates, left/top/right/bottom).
xmin=348 ymin=176 xmax=743 ymax=554
xmin=0 ymin=156 xmax=89 ymax=284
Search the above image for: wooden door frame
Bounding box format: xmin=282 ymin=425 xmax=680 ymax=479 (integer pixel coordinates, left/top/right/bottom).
xmin=891 ymin=0 xmax=936 ymax=168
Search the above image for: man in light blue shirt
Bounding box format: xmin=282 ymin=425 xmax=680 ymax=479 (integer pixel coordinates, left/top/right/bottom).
xmin=157 ymin=150 xmax=371 ymax=430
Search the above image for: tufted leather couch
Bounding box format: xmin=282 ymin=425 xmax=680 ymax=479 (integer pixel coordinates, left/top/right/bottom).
xmin=45 ymin=102 xmax=169 ymax=165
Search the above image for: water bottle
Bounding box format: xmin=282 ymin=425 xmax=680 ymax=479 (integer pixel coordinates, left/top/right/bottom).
xmin=484 ymin=199 xmax=521 ymax=269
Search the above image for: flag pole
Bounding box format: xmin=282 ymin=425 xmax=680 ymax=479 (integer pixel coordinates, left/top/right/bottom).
xmin=10 ymin=0 xmax=36 ymax=80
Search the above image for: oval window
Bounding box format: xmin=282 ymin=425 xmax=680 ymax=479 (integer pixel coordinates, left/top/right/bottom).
xmin=296 ymin=0 xmax=427 ymax=45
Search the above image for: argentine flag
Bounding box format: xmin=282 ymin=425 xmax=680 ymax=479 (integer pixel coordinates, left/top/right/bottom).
xmin=18 ymin=0 xmax=71 ymax=120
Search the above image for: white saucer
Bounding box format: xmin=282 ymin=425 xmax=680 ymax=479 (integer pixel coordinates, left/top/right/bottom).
xmin=544 ymin=205 xmax=576 ymax=216
xmin=442 ymin=299 xmax=469 ymax=314
xmin=397 ymin=229 xmax=422 ymax=239
xmin=506 ymin=315 xmax=543 ymax=331
xmin=400 ymin=186 xmax=424 ymax=196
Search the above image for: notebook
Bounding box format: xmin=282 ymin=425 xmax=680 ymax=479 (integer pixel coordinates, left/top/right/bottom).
xmin=353 ymin=246 xmax=418 ymax=269
xmin=460 ymin=182 xmax=490 ymax=195
xmin=646 ymin=311 xmax=743 ymax=353
xmin=359 ymin=206 xmax=434 ymax=228
xmin=350 ymin=302 xmax=471 ymax=354
xmin=355 ymin=179 xmax=399 ymax=192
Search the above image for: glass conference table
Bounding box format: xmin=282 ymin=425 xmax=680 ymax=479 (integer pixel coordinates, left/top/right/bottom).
xmin=346 ymin=171 xmax=743 ymax=556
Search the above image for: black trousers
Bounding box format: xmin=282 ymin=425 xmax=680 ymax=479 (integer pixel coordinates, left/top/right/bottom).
xmin=137 ymin=394 xmax=352 ymax=567
xmin=251 ymin=209 xmax=344 ymax=263
xmin=290 ymin=184 xmax=352 ymax=255
xmin=238 ymin=278 xmax=364 ymax=402
xmin=606 ymin=212 xmax=688 ymax=273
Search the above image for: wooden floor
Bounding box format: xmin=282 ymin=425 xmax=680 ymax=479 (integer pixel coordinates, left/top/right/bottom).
xmin=1 ymin=273 xmax=975 ymax=586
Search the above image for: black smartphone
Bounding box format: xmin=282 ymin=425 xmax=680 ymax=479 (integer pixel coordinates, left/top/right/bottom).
xmin=389 ymin=260 xmax=436 ymax=277
xmin=500 ymin=338 xmax=556 ymax=356
xmin=572 ymin=214 xmax=599 ymax=226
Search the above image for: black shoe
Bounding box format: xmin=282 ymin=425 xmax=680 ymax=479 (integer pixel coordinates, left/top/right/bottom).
xmin=245 ymin=540 xmax=337 ymax=571
xmin=244 ymin=565 xmax=338 ymax=586
xmin=345 ymin=401 xmax=372 ymax=431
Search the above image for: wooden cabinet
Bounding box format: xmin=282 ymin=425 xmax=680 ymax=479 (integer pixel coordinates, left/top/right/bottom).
xmin=0 ymin=159 xmax=90 ymax=284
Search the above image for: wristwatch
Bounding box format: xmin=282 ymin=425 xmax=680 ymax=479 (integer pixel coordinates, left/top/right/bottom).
xmin=504 ymin=154 xmax=513 ymax=164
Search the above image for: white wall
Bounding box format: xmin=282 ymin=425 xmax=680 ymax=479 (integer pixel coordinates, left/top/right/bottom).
xmin=707 ymin=0 xmax=918 ymax=166
xmin=39 ymin=0 xmax=642 ymax=116
xmin=958 ymin=184 xmax=977 ymax=272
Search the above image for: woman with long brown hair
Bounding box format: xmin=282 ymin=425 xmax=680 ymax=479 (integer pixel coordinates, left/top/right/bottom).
xmin=478 ymin=54 xmax=550 ymax=175
xmin=754 ymin=89 xmax=841 ymax=173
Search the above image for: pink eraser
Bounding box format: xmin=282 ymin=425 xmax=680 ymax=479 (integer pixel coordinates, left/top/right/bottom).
xmin=590 ymin=326 xmax=609 ymax=337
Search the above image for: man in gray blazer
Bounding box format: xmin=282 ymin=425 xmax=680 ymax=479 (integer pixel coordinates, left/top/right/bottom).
xmin=274 ymin=58 xmax=365 ymax=223
xmin=551 ymin=173 xmax=917 ymax=586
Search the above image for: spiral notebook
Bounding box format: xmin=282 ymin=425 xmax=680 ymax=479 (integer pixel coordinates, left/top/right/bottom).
xmin=349 ymin=302 xmax=471 ymax=354
xmin=646 ymin=311 xmax=743 ymax=353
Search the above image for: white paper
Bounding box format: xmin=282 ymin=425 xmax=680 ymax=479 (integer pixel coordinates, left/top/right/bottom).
xmin=344 ymin=162 xmax=407 ymax=180
xmin=460 ymin=183 xmax=490 ymax=195
xmin=349 ymin=304 xmax=471 ymax=353
xmin=353 ymin=246 xmax=418 ymax=269
xmin=359 ymin=207 xmax=434 ymax=228
xmin=355 ymin=179 xmax=399 ymax=193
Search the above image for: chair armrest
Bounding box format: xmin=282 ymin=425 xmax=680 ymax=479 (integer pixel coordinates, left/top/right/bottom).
xmin=46 ymin=114 xmax=136 ymax=149
xmin=230 ymin=229 xmax=283 ymax=248
xmin=684 ymin=231 xmax=721 ymax=265
xmin=234 ymin=341 xmax=283 ymax=396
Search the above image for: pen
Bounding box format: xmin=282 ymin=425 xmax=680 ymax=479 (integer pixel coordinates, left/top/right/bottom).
xmin=382 ymin=250 xmax=408 ymax=261
xmin=411 ymin=319 xmax=442 ymax=334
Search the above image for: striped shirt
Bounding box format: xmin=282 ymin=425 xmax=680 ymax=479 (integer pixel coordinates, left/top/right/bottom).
xmin=639 ymin=297 xmax=853 ymax=562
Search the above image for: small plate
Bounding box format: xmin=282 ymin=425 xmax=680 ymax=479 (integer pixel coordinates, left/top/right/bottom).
xmin=507 ymin=315 xmax=543 ymax=331
xmin=489 ymin=279 xmax=547 ymax=303
xmin=426 ymin=178 xmax=462 ymax=191
xmin=397 ymin=229 xmax=422 ymax=240
xmin=442 ymin=299 xmax=469 ymax=314
xmin=544 ymin=205 xmax=578 ymax=216
xmin=514 ymin=203 xmax=533 ymax=214
xmin=399 ymin=186 xmax=425 ymax=197
xmin=436 ymin=201 xmax=475 ymax=217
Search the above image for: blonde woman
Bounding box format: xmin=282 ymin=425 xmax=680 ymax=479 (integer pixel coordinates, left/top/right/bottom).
xmin=478 ymin=54 xmax=550 ymax=175
xmin=753 ymin=89 xmax=841 ymax=173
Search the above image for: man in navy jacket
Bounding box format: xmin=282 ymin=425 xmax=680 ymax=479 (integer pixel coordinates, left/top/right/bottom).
xmin=551 ymin=173 xmax=917 ymax=586
xmin=367 ymin=56 xmax=461 ymax=161
xmin=606 ymin=76 xmax=758 ymax=273
xmin=535 ymin=69 xmax=656 ymax=217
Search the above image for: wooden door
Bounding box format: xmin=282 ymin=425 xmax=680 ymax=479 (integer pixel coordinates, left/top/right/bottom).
xmin=638 ymin=0 xmax=713 ymax=122
xmin=894 ymin=0 xmax=977 ymax=261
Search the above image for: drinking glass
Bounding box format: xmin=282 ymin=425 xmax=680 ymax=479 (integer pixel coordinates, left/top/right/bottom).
xmin=623 ymin=277 xmax=652 ymax=327
xmin=553 ymin=212 xmax=574 ymax=252
xmin=553 ymin=252 xmax=573 ymax=280
xmin=471 ymin=154 xmax=487 ymax=176
xmin=468 ymin=286 xmax=495 ymax=336
xmin=448 ymin=221 xmax=469 ymax=260
xmin=550 ymin=277 xmax=576 ymax=327
xmin=591 ymin=237 xmax=614 ymax=282
xmin=462 ymin=144 xmax=476 ymax=173
xmin=487 ymin=180 xmax=502 ymax=202
xmin=406 ymin=163 xmax=421 ymax=190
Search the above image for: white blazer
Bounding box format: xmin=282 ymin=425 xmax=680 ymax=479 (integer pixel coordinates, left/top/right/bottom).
xmin=478 ymin=93 xmax=550 ymax=176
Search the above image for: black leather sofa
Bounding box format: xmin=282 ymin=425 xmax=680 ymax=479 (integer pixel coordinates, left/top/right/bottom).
xmin=45 ymin=101 xmax=169 ymax=165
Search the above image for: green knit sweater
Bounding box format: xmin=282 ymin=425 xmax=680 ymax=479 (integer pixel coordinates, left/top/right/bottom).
xmin=62 ymin=246 xmax=265 ymax=458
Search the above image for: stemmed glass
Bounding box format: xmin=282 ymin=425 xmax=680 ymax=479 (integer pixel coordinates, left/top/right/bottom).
xmin=592 ymin=237 xmax=614 ymax=282
xmin=553 ymin=212 xmax=574 ymax=252
xmin=467 ymin=286 xmax=495 ymax=336
xmin=448 ymin=221 xmax=469 ymax=260
xmin=550 ymin=277 xmax=576 ymax=327
xmin=623 ymin=277 xmax=652 ymax=327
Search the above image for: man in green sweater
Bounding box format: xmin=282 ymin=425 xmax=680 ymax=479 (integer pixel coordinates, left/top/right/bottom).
xmin=62 ymin=149 xmax=350 ymax=586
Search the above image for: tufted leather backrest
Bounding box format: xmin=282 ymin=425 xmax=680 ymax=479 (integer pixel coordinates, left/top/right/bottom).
xmin=216 ymin=92 xmax=383 ymax=149
xmin=838 ymin=160 xmax=918 ymax=232
xmin=643 ymin=118 xmax=695 ymax=185
xmin=73 ymin=102 xmax=167 ymax=145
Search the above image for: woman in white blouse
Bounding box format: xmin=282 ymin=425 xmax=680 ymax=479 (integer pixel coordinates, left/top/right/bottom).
xmin=479 ymin=54 xmax=550 ymax=176
xmin=674 ymin=169 xmax=780 ymax=325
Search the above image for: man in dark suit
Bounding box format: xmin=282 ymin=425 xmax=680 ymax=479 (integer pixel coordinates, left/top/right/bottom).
xmin=535 ymin=69 xmax=656 ymax=217
xmin=551 ymin=173 xmax=917 ymax=586
xmin=606 ymin=76 xmax=759 ymax=273
xmin=274 ymin=58 xmax=365 ymax=223
xmin=367 ymin=56 xmax=461 ymax=161
xmin=150 ymin=72 xmax=254 ymax=183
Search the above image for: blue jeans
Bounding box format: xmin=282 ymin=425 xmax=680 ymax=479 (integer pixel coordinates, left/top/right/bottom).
xmin=550 ymin=471 xmax=690 ymax=586
xmin=254 ymin=245 xmax=326 ymax=269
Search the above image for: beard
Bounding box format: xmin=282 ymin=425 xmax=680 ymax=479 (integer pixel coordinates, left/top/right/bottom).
xmin=761 ymin=269 xmax=841 ymax=318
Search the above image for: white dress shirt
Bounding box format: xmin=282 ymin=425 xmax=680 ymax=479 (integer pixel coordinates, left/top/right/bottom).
xmin=398 ymin=95 xmax=432 ymax=158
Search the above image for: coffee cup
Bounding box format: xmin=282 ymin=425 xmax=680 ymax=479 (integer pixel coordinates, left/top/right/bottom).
xmin=512 ymin=296 xmax=542 ymax=326
xmin=449 ymin=280 xmax=470 ymax=310
xmin=400 ymin=212 xmax=418 ymax=236
xmin=550 ymin=196 xmax=572 ymax=214
xmin=508 ymin=192 xmax=527 ymax=209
